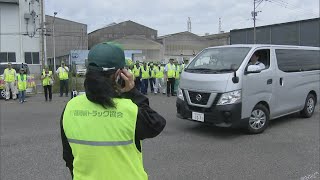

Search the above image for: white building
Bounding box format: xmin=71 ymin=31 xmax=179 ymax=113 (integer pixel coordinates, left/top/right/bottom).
xmin=0 ymin=0 xmax=43 ymax=73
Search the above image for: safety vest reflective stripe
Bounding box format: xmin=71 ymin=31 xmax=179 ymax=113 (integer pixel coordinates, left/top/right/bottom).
xmin=68 ymin=139 xmax=133 ymax=146
xmin=141 ymin=67 xmax=149 ymax=79
xmin=4 ymin=69 xmax=16 ymax=82
xmin=17 ymin=74 xmax=27 ymax=90
xmin=42 ymin=71 xmax=53 ymax=86
xmin=58 ymin=67 xmax=68 ymax=80
xmin=167 ymin=64 xmax=175 ymax=78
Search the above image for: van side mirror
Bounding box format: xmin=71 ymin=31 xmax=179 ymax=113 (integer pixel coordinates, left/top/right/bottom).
xmin=246 ymin=65 xmax=262 ymax=74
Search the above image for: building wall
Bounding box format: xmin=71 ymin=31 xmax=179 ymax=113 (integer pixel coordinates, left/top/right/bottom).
xmin=45 ymin=15 xmax=88 ymax=69
xmin=203 ymin=32 xmax=230 ymax=47
xmin=230 ymin=18 xmax=320 ymax=47
xmin=88 ymin=21 xmax=157 ymax=49
xmin=0 ymin=0 xmax=41 ymax=66
xmin=158 ymin=32 xmax=208 ymax=63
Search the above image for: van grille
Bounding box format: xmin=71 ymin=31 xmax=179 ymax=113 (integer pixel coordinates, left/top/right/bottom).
xmin=188 ymin=91 xmax=211 ymax=105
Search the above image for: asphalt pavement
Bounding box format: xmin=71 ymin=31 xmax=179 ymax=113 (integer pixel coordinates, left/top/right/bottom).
xmin=1 ymin=93 xmax=319 ymax=180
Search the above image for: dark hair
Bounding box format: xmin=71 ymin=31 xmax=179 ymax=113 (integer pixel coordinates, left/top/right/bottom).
xmin=84 ymin=69 xmax=118 ymax=108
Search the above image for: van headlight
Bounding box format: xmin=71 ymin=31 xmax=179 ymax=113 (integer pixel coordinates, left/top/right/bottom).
xmin=217 ymin=90 xmax=241 ymax=105
xmin=177 ymin=88 xmax=184 ymax=100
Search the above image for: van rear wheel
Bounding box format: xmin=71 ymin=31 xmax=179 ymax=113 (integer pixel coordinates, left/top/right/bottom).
xmin=301 ymin=94 xmax=316 ymax=118
xmin=0 ymin=89 xmax=5 ymax=99
xmin=247 ymin=104 xmax=269 ymax=134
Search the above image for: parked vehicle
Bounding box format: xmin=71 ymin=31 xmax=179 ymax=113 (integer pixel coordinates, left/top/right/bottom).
xmin=176 ymin=45 xmax=320 ymax=133
xmin=0 ymin=63 xmax=35 ymax=99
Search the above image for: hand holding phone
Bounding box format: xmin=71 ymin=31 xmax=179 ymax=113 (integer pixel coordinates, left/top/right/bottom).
xmin=115 ymin=69 xmax=135 ymax=93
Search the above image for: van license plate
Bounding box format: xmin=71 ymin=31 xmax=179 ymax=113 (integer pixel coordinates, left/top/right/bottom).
xmin=192 ymin=112 xmax=204 ymax=122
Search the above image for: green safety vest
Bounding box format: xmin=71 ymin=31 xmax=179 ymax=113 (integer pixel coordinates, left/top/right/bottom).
xmin=166 ymin=64 xmax=176 ymax=78
xmin=175 ymin=65 xmax=181 ymax=79
xmin=63 ymin=95 xmax=148 ymax=180
xmin=155 ymin=66 xmax=164 ymax=78
xmin=4 ymin=68 xmax=16 ymax=82
xmin=58 ymin=67 xmax=69 ymax=80
xmin=150 ymin=67 xmax=157 ymax=78
xmin=42 ymin=70 xmax=53 ymax=86
xmin=181 ymin=64 xmax=186 ymax=71
xmin=133 ymin=65 xmax=140 ymax=78
xmin=17 ymin=74 xmax=27 ymax=91
xmin=141 ymin=66 xmax=149 ymax=79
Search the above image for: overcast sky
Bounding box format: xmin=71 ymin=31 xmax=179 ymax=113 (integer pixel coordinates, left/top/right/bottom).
xmin=45 ymin=0 xmax=319 ymax=36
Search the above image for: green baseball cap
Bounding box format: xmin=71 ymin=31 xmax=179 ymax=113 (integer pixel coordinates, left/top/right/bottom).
xmin=88 ymin=43 xmax=125 ymax=72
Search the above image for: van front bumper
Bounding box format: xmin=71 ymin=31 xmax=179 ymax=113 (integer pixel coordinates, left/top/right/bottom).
xmin=176 ymin=98 xmax=245 ymax=128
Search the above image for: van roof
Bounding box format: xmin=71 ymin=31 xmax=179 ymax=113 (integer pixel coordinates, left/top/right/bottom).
xmin=0 ymin=62 xmax=28 ymax=65
xmin=207 ymin=44 xmax=320 ymax=50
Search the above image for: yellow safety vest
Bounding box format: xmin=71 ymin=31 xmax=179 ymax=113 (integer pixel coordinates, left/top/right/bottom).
xmin=175 ymin=65 xmax=181 ymax=79
xmin=155 ymin=66 xmax=164 ymax=78
xmin=141 ymin=66 xmax=149 ymax=79
xmin=42 ymin=70 xmax=53 ymax=86
xmin=166 ymin=64 xmax=176 ymax=78
xmin=150 ymin=67 xmax=157 ymax=78
xmin=133 ymin=65 xmax=141 ymax=78
xmin=17 ymin=74 xmax=27 ymax=91
xmin=63 ymin=95 xmax=147 ymax=180
xmin=58 ymin=67 xmax=69 ymax=80
xmin=4 ymin=68 xmax=16 ymax=82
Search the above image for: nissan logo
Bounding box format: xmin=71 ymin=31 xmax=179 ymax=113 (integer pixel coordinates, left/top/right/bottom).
xmin=196 ymin=94 xmax=202 ymax=101
xmin=72 ymin=53 xmax=79 ymax=58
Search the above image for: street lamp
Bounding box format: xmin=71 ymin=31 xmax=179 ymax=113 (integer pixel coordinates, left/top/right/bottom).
xmin=53 ymin=12 xmax=57 ymax=70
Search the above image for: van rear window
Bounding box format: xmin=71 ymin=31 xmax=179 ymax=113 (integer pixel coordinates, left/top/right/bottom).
xmin=276 ymin=49 xmax=320 ymax=72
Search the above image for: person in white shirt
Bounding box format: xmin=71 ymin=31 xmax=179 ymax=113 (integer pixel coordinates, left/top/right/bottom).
xmin=56 ymin=61 xmax=69 ymax=97
xmin=249 ymin=52 xmax=266 ymax=70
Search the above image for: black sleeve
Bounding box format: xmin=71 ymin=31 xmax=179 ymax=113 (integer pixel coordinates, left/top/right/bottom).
xmin=122 ymin=88 xmax=166 ymax=142
xmin=60 ymin=108 xmax=74 ymax=178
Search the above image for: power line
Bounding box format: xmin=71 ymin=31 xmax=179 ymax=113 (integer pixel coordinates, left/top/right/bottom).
xmin=267 ymin=0 xmax=318 ymax=16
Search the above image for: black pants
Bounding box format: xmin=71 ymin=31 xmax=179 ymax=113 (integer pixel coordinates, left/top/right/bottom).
xmin=149 ymin=78 xmax=155 ymax=92
xmin=141 ymin=79 xmax=149 ymax=95
xmin=44 ymin=85 xmax=52 ymax=101
xmin=134 ymin=77 xmax=141 ymax=92
xmin=60 ymin=80 xmax=69 ymax=97
xmin=167 ymin=78 xmax=175 ymax=96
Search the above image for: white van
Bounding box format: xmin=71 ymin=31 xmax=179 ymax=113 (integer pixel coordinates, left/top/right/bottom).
xmin=176 ymin=45 xmax=320 ymax=133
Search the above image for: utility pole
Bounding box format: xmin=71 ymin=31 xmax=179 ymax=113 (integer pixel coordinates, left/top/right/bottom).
xmin=53 ymin=12 xmax=57 ymax=70
xmin=219 ymin=17 xmax=222 ymax=33
xmin=252 ymin=0 xmax=263 ymax=44
xmin=187 ymin=17 xmax=191 ymax=32
xmin=40 ymin=0 xmax=45 ymax=68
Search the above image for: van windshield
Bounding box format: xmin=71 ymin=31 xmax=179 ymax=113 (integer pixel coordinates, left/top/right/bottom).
xmin=185 ymin=47 xmax=251 ymax=73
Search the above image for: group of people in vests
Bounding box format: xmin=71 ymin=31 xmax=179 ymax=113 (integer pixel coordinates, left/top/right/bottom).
xmin=127 ymin=58 xmax=189 ymax=97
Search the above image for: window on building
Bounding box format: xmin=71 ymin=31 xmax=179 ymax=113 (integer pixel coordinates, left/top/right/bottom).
xmin=0 ymin=52 xmax=16 ymax=63
xmin=25 ymin=52 xmax=40 ymax=64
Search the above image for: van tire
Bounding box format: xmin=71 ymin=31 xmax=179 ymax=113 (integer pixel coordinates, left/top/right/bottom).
xmin=301 ymin=94 xmax=316 ymax=118
xmin=247 ymin=104 xmax=269 ymax=134
xmin=0 ymin=89 xmax=5 ymax=99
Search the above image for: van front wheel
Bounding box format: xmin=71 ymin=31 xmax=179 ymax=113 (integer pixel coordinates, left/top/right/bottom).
xmin=301 ymin=94 xmax=316 ymax=118
xmin=247 ymin=104 xmax=269 ymax=134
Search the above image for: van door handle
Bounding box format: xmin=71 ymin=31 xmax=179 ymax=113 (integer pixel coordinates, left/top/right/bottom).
xmin=280 ymin=78 xmax=284 ymax=86
xmin=267 ymin=79 xmax=272 ymax=85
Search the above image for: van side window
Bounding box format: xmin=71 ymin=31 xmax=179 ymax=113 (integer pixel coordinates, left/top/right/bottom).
xmin=276 ymin=49 xmax=320 ymax=72
xmin=248 ymin=49 xmax=270 ymax=70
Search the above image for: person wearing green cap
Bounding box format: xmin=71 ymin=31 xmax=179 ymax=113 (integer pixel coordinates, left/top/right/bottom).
xmin=41 ymin=66 xmax=53 ymax=101
xmin=56 ymin=61 xmax=69 ymax=97
xmin=17 ymin=68 xmax=27 ymax=103
xmin=60 ymin=42 xmax=166 ymax=180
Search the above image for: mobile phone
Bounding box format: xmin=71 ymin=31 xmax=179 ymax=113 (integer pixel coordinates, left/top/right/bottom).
xmin=116 ymin=70 xmax=125 ymax=88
